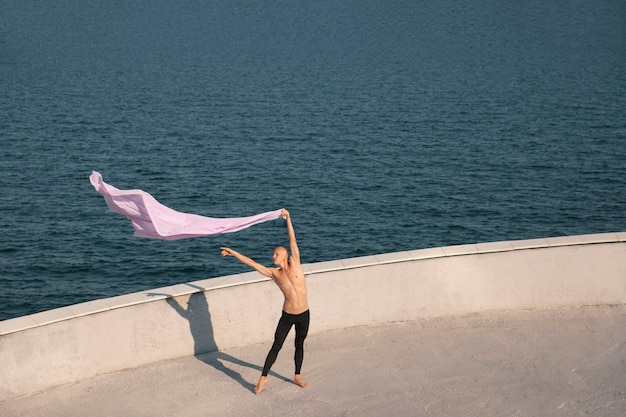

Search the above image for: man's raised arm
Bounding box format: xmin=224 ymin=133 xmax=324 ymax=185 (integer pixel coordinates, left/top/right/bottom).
xmin=281 ymin=208 xmax=300 ymax=264
xmin=220 ymin=247 xmax=274 ymax=278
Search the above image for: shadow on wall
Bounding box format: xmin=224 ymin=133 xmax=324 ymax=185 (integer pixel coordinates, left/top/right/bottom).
xmin=149 ymin=284 xmax=290 ymax=393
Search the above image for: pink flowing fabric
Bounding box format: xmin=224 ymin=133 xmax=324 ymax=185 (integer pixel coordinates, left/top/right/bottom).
xmin=90 ymin=171 xmax=283 ymax=240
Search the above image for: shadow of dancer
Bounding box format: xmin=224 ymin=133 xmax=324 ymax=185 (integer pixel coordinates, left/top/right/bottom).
xmin=148 ymin=285 xmax=290 ymax=393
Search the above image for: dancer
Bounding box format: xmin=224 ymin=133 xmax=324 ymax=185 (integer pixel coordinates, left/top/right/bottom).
xmin=220 ymin=208 xmax=309 ymax=394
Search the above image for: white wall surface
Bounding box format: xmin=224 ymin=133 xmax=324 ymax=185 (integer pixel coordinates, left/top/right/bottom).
xmin=1 ymin=233 xmax=625 ymax=400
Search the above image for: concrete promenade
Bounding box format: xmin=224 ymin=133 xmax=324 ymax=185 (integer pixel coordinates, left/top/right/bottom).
xmin=1 ymin=233 xmax=625 ymax=415
xmin=2 ymin=304 xmax=625 ymax=417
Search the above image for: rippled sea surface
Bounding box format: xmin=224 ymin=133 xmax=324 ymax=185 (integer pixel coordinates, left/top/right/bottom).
xmin=1 ymin=0 xmax=625 ymax=320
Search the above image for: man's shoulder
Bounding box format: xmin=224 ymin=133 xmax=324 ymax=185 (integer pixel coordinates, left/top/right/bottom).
xmin=287 ymin=260 xmax=304 ymax=273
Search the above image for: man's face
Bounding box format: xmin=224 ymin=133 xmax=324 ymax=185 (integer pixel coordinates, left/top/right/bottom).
xmin=273 ymin=247 xmax=287 ymax=265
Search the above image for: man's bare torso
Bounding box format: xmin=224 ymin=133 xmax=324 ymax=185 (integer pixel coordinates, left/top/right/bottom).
xmin=273 ymin=262 xmax=308 ymax=315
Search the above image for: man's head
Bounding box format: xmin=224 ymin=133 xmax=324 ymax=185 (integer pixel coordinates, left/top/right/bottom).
xmin=272 ymin=246 xmax=289 ymax=265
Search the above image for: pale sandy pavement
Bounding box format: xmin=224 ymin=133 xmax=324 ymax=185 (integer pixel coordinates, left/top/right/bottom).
xmin=2 ymin=304 xmax=625 ymax=417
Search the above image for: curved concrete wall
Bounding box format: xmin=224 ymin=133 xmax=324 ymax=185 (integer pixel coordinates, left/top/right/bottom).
xmin=1 ymin=232 xmax=625 ymax=400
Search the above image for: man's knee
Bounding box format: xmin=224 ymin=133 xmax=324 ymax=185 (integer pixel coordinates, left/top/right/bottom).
xmin=294 ymin=337 xmax=305 ymax=350
xmin=271 ymin=337 xmax=287 ymax=352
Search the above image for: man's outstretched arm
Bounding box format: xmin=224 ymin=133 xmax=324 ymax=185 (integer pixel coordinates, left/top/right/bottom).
xmin=221 ymin=247 xmax=274 ymax=278
xmin=281 ymin=208 xmax=300 ymax=264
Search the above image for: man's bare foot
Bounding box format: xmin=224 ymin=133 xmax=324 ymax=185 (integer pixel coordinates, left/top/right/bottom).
xmin=294 ymin=374 xmax=309 ymax=388
xmin=255 ymin=376 xmax=268 ymax=394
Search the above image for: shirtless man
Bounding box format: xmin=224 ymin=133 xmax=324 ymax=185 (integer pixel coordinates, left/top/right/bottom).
xmin=220 ymin=208 xmax=309 ymax=394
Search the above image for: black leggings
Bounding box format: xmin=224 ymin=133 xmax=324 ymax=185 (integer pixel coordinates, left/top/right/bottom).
xmin=262 ymin=310 xmax=310 ymax=376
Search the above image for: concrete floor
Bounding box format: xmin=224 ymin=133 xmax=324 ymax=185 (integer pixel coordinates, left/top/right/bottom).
xmin=2 ymin=304 xmax=625 ymax=417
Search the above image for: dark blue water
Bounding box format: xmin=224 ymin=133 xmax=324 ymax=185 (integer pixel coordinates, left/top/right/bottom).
xmin=1 ymin=0 xmax=625 ymax=321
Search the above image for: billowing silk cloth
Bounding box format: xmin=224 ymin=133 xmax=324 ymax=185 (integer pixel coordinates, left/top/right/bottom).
xmin=90 ymin=171 xmax=283 ymax=240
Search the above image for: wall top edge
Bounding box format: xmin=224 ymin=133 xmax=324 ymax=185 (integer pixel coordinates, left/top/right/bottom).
xmin=1 ymin=232 xmax=624 ymax=335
